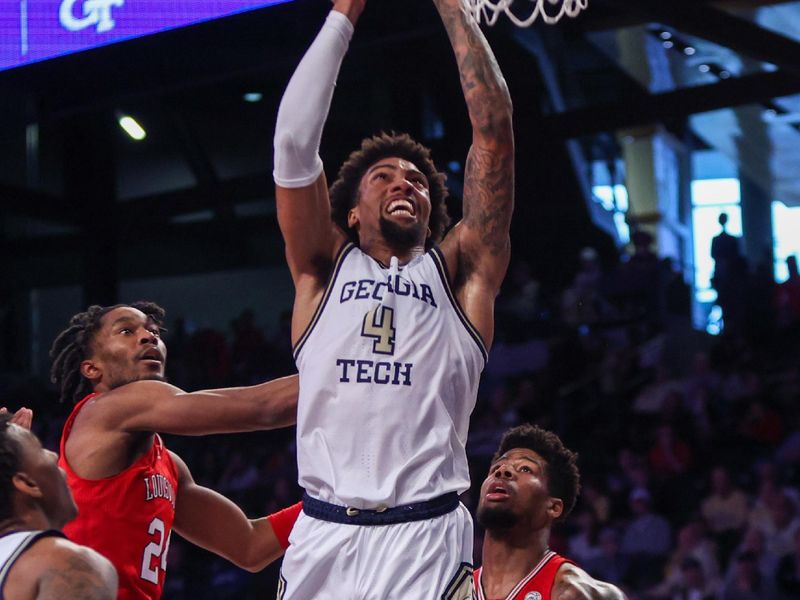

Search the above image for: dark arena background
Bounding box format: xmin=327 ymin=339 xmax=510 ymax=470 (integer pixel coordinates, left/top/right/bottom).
xmin=2 ymin=0 xmax=800 ymax=598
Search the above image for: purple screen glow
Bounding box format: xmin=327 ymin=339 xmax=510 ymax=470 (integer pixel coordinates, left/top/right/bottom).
xmin=1 ymin=0 xmax=294 ymax=72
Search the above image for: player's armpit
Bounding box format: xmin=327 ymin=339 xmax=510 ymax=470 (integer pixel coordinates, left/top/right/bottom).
xmin=88 ymin=374 xmax=298 ymax=436
xmin=276 ymin=177 xmax=345 ymax=286
xmin=35 ymin=541 xmax=117 ymax=600
xmin=171 ymin=453 xmax=286 ymax=572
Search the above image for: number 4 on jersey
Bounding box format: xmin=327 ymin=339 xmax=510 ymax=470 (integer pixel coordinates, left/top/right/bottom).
xmin=361 ymin=305 xmax=396 ymax=355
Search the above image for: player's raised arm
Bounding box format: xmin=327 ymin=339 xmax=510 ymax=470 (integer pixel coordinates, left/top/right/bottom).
xmin=434 ymin=0 xmax=514 ymax=348
xmin=170 ymin=453 xmax=301 ymax=572
xmin=273 ymin=0 xmax=365 ymax=289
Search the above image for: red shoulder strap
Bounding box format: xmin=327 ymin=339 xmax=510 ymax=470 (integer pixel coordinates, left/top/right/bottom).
xmin=59 ymin=393 xmax=100 ymax=456
xmin=534 ymin=554 xmax=573 ymax=600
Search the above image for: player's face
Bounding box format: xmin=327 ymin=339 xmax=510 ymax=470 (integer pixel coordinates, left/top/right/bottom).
xmin=11 ymin=425 xmax=78 ymax=528
xmin=351 ymin=157 xmax=432 ymax=249
xmin=82 ymin=306 xmax=167 ymax=392
xmin=477 ymin=448 xmax=562 ymax=531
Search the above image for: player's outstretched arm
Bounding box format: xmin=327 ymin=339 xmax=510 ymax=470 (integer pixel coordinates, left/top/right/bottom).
xmin=171 ymin=453 xmax=300 ymax=572
xmin=434 ymin=0 xmax=513 ymax=348
xmin=274 ymin=0 xmax=365 ymax=290
xmin=30 ymin=538 xmax=118 ymax=600
xmin=84 ymin=373 xmax=298 ymax=436
xmin=552 ymin=563 xmax=629 ymax=600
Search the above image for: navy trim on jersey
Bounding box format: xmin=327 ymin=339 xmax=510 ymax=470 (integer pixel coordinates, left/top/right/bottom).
xmin=0 ymin=530 xmax=65 ymax=598
xmin=276 ymin=572 xmax=287 ymax=600
xmin=429 ymin=246 xmax=489 ymax=365
xmin=302 ymin=492 xmax=459 ymax=525
xmin=441 ymin=562 xmax=474 ymax=600
xmin=292 ymin=242 xmax=356 ymax=362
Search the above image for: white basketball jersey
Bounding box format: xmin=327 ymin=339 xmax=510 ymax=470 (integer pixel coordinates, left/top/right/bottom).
xmin=0 ymin=530 xmax=55 ymax=591
xmin=294 ymin=243 xmax=487 ymax=508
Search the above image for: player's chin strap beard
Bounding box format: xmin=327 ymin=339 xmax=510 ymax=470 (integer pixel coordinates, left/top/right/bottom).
xmin=108 ymin=373 xmax=168 ymax=390
xmin=477 ymin=505 xmax=519 ymax=531
xmin=379 ymin=215 xmax=424 ymax=249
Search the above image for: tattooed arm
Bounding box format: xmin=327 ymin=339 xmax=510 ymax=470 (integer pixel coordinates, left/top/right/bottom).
xmin=6 ymin=536 xmax=118 ymax=599
xmin=434 ymin=0 xmax=514 ymax=350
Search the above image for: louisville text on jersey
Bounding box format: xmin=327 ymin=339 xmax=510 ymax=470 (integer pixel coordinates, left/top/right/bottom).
xmin=143 ymin=473 xmax=176 ymax=508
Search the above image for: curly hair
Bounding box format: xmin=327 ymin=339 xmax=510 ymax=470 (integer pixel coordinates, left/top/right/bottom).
xmin=49 ymin=301 xmax=166 ymax=404
xmin=494 ymin=424 xmax=581 ymax=521
xmin=0 ymin=413 xmax=20 ymax=521
xmin=329 ymin=133 xmax=451 ymax=250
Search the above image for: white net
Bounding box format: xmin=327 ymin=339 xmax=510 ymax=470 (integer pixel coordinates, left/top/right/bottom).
xmin=460 ymin=0 xmax=589 ymax=27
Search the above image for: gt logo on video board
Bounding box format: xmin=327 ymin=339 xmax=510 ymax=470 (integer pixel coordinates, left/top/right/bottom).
xmin=59 ymin=0 xmax=125 ymax=34
xmin=1 ymin=0 xmax=294 ymax=72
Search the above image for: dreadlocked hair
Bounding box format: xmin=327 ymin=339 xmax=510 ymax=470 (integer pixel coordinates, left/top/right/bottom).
xmin=329 ymin=132 xmax=451 ymax=250
xmin=0 ymin=413 xmax=20 ymax=522
xmin=494 ymin=424 xmax=581 ymax=521
xmin=49 ymin=301 xmax=166 ymax=404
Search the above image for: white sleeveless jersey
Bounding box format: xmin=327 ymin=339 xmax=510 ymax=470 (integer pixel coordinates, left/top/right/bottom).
xmin=0 ymin=530 xmax=60 ymax=593
xmin=294 ymin=243 xmax=487 ymax=508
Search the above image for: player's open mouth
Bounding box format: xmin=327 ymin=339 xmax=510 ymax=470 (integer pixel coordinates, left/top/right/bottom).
xmin=387 ymin=198 xmax=416 ymax=218
xmin=485 ymin=483 xmax=510 ymax=501
xmin=139 ymin=349 xmax=164 ymax=364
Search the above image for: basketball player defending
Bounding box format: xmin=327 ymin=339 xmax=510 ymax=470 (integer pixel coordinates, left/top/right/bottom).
xmin=0 ymin=414 xmax=117 ymax=599
xmin=475 ymin=425 xmax=627 ymax=600
xmin=50 ymin=302 xmax=302 ymax=600
xmin=272 ymin=0 xmax=513 ymax=597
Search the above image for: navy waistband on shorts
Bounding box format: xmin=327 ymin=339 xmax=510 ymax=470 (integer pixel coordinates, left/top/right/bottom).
xmin=302 ymin=492 xmax=459 ymax=525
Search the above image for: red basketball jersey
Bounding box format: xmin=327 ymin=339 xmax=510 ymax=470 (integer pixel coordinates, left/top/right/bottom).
xmin=59 ymin=393 xmax=179 ymax=600
xmin=474 ymin=550 xmax=573 ymax=600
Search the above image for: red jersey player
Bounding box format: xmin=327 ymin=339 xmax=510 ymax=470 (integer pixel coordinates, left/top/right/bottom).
xmin=474 ymin=424 xmax=626 ymax=600
xmin=0 ymin=414 xmax=117 ymax=599
xmin=50 ymin=302 xmax=301 ymax=600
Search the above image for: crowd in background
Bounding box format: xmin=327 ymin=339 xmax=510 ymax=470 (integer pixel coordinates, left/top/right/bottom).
xmin=2 ymin=233 xmax=800 ymax=600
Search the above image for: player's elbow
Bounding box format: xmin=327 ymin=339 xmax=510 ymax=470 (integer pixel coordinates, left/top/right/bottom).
xmin=235 ymin=547 xmax=281 ymax=573
xmin=496 ymin=91 xmax=513 ymax=119
xmin=250 ymin=400 xmax=295 ymax=431
xmin=256 ymin=400 xmax=297 ymax=430
xmin=472 ymin=110 xmax=513 ymax=149
xmin=237 ymin=557 xmax=266 ymax=573
xmin=272 ymin=130 xmax=324 ymax=188
xmin=273 ymin=129 xmax=298 ymax=156
xmin=273 ymin=114 xmax=316 ymax=161
xmin=256 ymin=376 xmax=299 ymax=430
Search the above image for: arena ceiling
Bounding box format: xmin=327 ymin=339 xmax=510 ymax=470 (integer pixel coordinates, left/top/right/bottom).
xmin=1 ymin=0 xmax=799 ymax=298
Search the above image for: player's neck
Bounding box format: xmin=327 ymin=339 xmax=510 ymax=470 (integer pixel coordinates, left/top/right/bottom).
xmin=480 ymin=528 xmax=551 ymax=597
xmin=360 ymin=237 xmax=426 ymax=267
xmin=0 ymin=512 xmax=51 ymax=536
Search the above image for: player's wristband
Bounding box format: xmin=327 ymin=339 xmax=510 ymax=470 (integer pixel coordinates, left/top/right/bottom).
xmin=267 ymin=501 xmax=303 ymax=550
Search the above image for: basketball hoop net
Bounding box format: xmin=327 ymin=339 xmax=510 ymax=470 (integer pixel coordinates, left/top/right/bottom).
xmin=460 ymin=0 xmax=589 ymax=27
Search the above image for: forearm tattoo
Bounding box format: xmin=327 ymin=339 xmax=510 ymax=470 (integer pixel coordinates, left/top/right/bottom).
xmin=434 ymin=0 xmax=514 ymax=257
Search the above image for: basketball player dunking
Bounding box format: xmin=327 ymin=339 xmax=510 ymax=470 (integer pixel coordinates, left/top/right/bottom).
xmin=272 ymin=0 xmax=513 ymax=597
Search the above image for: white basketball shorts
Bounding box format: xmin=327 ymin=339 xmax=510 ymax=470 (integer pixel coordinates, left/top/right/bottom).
xmin=277 ymin=503 xmax=474 ymax=600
